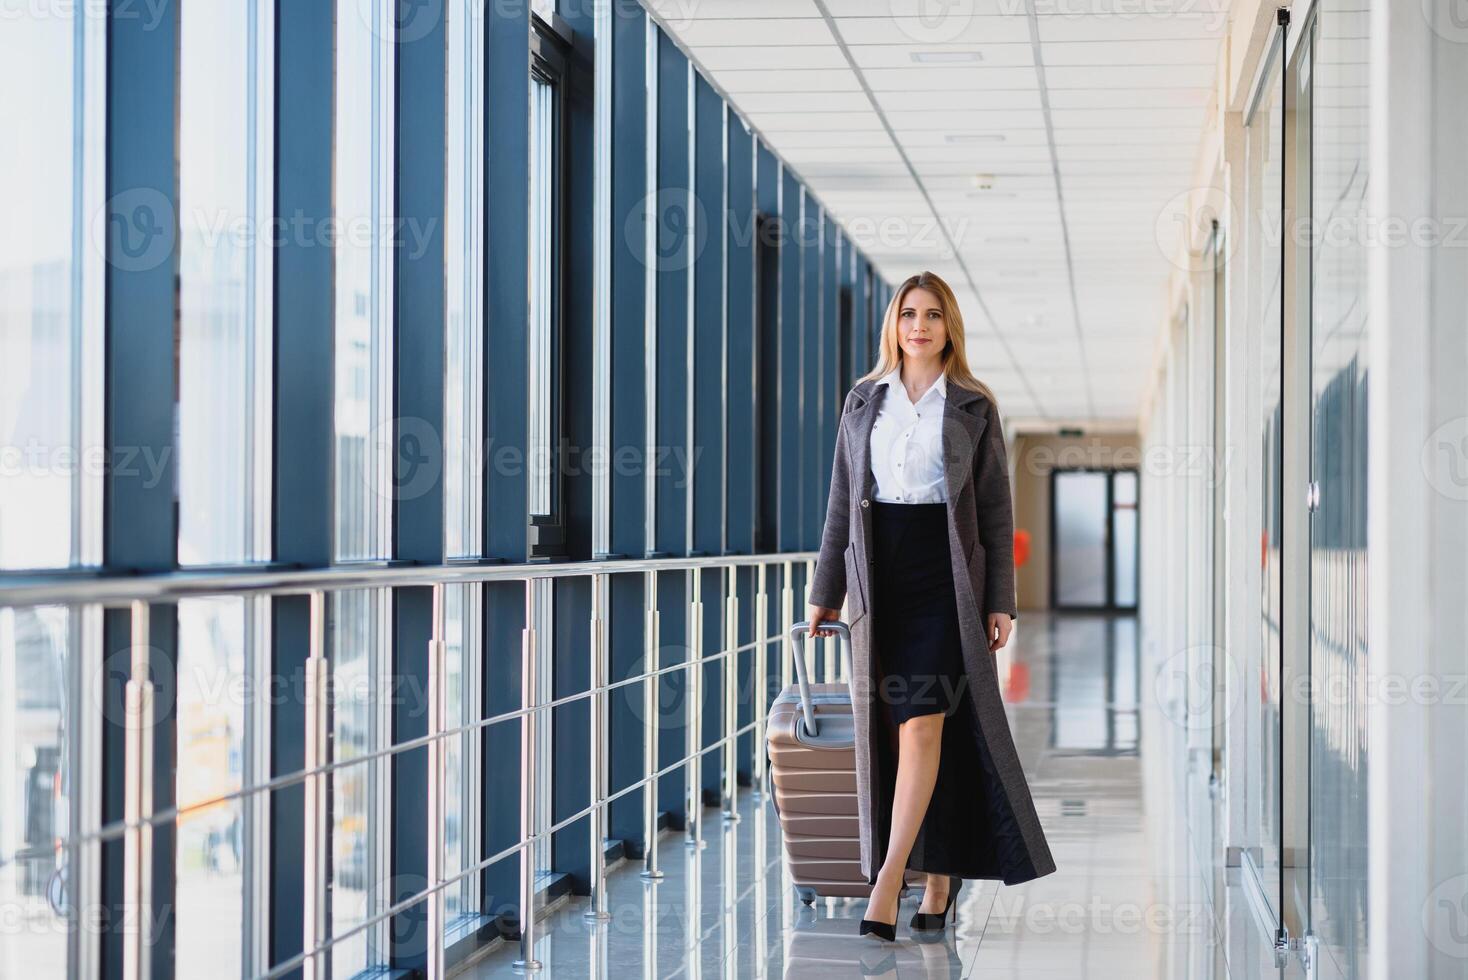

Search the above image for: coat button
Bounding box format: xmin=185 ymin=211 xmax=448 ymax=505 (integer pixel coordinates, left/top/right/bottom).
xmin=860 ymin=498 xmax=869 ymax=508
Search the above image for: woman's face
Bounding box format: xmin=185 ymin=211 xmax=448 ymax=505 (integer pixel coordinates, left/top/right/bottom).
xmin=896 ymin=286 xmax=948 ymax=365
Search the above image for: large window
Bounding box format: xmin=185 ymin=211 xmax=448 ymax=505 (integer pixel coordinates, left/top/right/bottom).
xmin=330 ymin=588 xmax=391 ymax=978
xmin=0 ymin=9 xmax=102 ymax=571
xmin=177 ymin=0 xmax=272 ymax=567
xmin=334 ymin=0 xmax=395 ymax=564
xmin=528 ymin=13 xmax=570 ymax=558
xmin=330 ymin=3 xmax=394 ymax=974
xmin=0 ymin=606 xmax=72 ymax=974
xmin=443 ymin=0 xmax=487 ymax=927
xmin=174 ymin=597 xmax=270 ymax=975
xmin=0 ymin=9 xmax=102 ymax=975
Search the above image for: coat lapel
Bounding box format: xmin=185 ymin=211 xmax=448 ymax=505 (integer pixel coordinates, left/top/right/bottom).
xmin=842 ymin=380 xmax=884 ymax=505
xmin=942 ymin=387 xmax=987 ymax=501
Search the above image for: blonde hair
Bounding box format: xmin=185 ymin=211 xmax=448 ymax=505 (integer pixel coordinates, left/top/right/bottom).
xmin=858 ymin=270 xmax=998 ymax=407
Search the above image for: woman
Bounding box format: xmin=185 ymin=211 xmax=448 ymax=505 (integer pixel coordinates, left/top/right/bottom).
xmin=806 ymin=271 xmax=1056 ymax=942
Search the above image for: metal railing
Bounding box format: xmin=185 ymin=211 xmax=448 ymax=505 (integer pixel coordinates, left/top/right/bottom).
xmin=0 ymin=550 xmax=833 ymax=978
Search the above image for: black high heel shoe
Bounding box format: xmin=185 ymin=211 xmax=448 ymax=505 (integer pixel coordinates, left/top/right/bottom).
xmin=858 ymin=886 xmax=900 ymax=942
xmin=909 ymin=875 xmax=962 ymax=931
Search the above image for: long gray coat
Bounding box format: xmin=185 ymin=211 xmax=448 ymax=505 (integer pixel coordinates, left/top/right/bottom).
xmin=807 ymin=376 xmax=1056 ymax=885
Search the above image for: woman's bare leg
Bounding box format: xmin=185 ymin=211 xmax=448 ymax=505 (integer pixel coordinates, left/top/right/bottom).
xmin=864 ymin=713 xmax=945 ymax=924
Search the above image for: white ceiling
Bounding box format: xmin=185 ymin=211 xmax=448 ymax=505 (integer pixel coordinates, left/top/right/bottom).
xmin=646 ymin=0 xmax=1231 ymax=430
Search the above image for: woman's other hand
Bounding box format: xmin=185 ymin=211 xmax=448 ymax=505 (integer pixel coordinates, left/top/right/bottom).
xmin=987 ymin=613 xmax=1013 ymax=653
xmin=808 ymin=604 xmax=842 ymax=637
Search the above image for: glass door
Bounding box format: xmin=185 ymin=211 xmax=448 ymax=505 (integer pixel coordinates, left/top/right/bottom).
xmin=1240 ymin=16 xmax=1285 ymax=944
xmin=1282 ymin=11 xmax=1315 ymax=949
xmin=1050 ymin=468 xmax=1140 ymax=613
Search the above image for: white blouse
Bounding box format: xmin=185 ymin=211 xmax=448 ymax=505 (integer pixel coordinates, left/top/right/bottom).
xmin=868 ymin=366 xmax=948 ymax=504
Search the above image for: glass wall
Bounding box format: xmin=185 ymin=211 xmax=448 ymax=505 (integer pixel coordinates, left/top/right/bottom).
xmin=334 ymin=0 xmax=394 ymax=564
xmin=331 ymin=2 xmax=394 ymax=973
xmin=1243 ymin=40 xmax=1285 ymax=918
xmin=177 ymin=0 xmax=271 ymax=566
xmin=330 ymin=588 xmax=391 ymax=978
xmin=0 ymin=606 xmax=71 ymax=974
xmin=0 ymin=1 xmax=889 ymax=974
xmin=174 ymin=598 xmax=249 ymax=974
xmin=1305 ymin=4 xmax=1370 ymax=975
xmin=0 ymin=8 xmax=101 ymax=571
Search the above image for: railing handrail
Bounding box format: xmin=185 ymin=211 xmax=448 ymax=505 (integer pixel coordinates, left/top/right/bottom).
xmin=0 ymin=550 xmax=821 ymax=608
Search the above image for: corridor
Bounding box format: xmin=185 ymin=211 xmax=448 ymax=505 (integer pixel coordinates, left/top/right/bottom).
xmin=3 ymin=0 xmax=1467 ymax=977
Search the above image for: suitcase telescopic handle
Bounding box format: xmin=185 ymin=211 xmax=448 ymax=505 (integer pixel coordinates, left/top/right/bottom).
xmin=788 ymin=620 xmax=853 ymax=737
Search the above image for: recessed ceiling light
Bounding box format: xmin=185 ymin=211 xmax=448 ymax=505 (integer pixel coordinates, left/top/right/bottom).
xmin=910 ymin=50 xmax=984 ymax=64
xmin=945 ymin=133 xmax=1006 ymax=144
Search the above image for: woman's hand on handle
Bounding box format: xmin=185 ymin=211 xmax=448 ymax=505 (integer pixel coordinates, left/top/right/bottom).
xmin=808 ymin=604 xmax=842 ymax=638
xmin=987 ymin=613 xmax=1013 ymax=653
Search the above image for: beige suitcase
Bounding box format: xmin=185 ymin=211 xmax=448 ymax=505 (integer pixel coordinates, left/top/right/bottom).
xmin=767 ymin=621 xmax=918 ymax=905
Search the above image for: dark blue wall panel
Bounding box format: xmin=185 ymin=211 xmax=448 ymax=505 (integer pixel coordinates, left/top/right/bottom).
xmin=777 ymin=169 xmax=803 ymax=553
xmin=101 ymin=3 xmax=179 ymax=975
xmin=482 ymin=2 xmax=531 ymax=931
xmin=691 ymin=77 xmax=725 ymax=797
xmin=654 ymin=35 xmax=690 ymax=560
xmin=800 ymin=208 xmax=821 ymax=550
xmin=551 ymin=577 xmax=592 ymax=885
xmin=270 ymin=1 xmax=335 ymax=969
xmin=485 ymin=3 xmax=530 ymax=562
xmin=605 ymin=5 xmax=652 ymax=848
xmin=482 ymin=581 xmax=526 ymax=923
xmin=754 ymin=144 xmax=781 ymax=556
xmin=725 ymin=119 xmax=756 ymax=772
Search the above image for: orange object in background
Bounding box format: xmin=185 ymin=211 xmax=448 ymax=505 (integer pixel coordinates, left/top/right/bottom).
xmin=1013 ymin=528 xmax=1031 ymax=568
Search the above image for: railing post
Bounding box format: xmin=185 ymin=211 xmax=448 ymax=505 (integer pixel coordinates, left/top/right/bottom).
xmin=426 ymin=584 xmax=447 ymax=979
xmin=640 ymin=571 xmax=664 ymax=880
xmin=302 ymin=590 xmax=329 ymax=980
xmin=721 ymin=568 xmax=739 ymax=822
xmin=780 ymin=559 xmax=794 ymax=694
xmin=751 ymin=562 xmax=768 ymax=802
xmin=585 ymin=573 xmax=612 ymax=921
xmin=685 ymin=566 xmax=705 ymax=849
xmin=123 ymin=600 xmax=153 ymax=980
xmin=515 ymin=578 xmax=544 ymax=972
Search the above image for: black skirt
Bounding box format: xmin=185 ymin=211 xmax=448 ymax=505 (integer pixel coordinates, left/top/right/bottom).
xmin=870 ymin=500 xmax=968 ymax=725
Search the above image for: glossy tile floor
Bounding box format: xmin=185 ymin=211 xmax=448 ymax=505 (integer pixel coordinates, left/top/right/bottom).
xmin=462 ymin=614 xmax=1290 ymax=979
